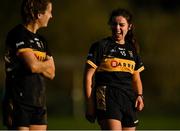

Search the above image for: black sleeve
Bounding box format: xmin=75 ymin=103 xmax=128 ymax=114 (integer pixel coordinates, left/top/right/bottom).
xmin=134 ymin=53 xmax=144 ymax=72
xmin=86 ymin=42 xmax=103 ymax=68
xmin=45 ymin=43 xmax=52 ymax=56
xmin=39 ymin=35 xmax=52 ymax=56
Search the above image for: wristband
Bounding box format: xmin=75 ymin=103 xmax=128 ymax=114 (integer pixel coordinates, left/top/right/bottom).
xmin=137 ymin=94 xmax=144 ymax=99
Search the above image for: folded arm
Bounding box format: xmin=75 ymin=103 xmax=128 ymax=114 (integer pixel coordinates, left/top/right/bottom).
xmin=18 ymin=51 xmax=55 ymax=79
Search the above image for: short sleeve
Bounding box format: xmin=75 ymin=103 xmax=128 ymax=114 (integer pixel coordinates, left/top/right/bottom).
xmin=5 ymin=30 xmax=33 ymax=55
xmin=86 ymin=42 xmax=103 ymax=69
xmin=15 ymin=39 xmax=33 ymax=54
xmin=39 ymin=35 xmax=52 ymax=56
xmin=134 ymin=54 xmax=144 ymax=72
xmin=45 ymin=44 xmax=52 ymax=56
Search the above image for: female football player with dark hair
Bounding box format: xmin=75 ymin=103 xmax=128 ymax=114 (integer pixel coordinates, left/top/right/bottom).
xmin=2 ymin=0 xmax=55 ymax=130
xmin=84 ymin=8 xmax=144 ymax=130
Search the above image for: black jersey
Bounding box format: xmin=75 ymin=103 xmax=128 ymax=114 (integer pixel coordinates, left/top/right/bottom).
xmin=86 ymin=37 xmax=144 ymax=89
xmin=4 ymin=24 xmax=51 ymax=107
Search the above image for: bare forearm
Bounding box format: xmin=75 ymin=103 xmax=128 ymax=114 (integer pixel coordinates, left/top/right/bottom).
xmin=41 ymin=56 xmax=55 ymax=79
xmin=132 ymin=72 xmax=143 ymax=95
xmin=19 ymin=51 xmax=55 ymax=79
xmin=85 ymin=78 xmax=93 ymax=100
xmin=134 ymin=79 xmax=143 ymax=95
xmin=31 ymin=59 xmax=53 ymax=73
xmin=84 ymin=65 xmax=96 ymax=99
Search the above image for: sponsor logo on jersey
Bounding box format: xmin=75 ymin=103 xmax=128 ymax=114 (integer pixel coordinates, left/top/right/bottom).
xmin=97 ymin=58 xmax=135 ymax=74
xmin=128 ymin=51 xmax=133 ymax=58
xmin=16 ymin=41 xmax=25 ymax=47
xmin=118 ymin=47 xmax=125 ymax=51
xmin=34 ymin=37 xmax=39 ymax=41
xmin=111 ymin=60 xmax=118 ymax=67
xmin=29 ymin=39 xmax=34 ymax=43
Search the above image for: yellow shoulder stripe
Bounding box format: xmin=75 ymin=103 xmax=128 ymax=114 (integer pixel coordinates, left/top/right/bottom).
xmin=18 ymin=48 xmax=33 ymax=53
xmin=135 ymin=66 xmax=145 ymax=73
xmin=86 ymin=60 xmax=97 ymax=69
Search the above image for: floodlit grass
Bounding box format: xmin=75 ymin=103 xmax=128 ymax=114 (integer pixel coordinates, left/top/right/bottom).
xmin=1 ymin=115 xmax=180 ymax=130
xmin=47 ymin=115 xmax=180 ymax=130
xmin=137 ymin=115 xmax=180 ymax=130
xmin=47 ymin=117 xmax=99 ymax=130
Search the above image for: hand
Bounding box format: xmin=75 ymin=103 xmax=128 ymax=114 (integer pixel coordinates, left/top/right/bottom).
xmin=43 ymin=56 xmax=55 ymax=79
xmin=85 ymin=99 xmax=96 ymax=123
xmin=85 ymin=113 xmax=96 ymax=123
xmin=135 ymin=96 xmax=144 ymax=111
xmin=2 ymin=100 xmax=13 ymax=128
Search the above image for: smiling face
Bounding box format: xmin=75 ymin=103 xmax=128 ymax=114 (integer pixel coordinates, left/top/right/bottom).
xmin=110 ymin=16 xmax=131 ymax=44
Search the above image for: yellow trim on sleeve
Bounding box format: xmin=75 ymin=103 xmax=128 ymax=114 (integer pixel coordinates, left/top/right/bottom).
xmin=135 ymin=66 xmax=145 ymax=73
xmin=86 ymin=60 xmax=97 ymax=69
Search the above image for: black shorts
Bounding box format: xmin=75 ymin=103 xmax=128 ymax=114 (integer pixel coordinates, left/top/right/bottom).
xmin=95 ymin=85 xmax=138 ymax=127
xmin=11 ymin=102 xmax=47 ymax=128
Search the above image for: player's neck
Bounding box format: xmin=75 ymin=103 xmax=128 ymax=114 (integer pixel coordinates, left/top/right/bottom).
xmin=112 ymin=36 xmax=125 ymax=45
xmin=24 ymin=23 xmax=39 ymax=34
